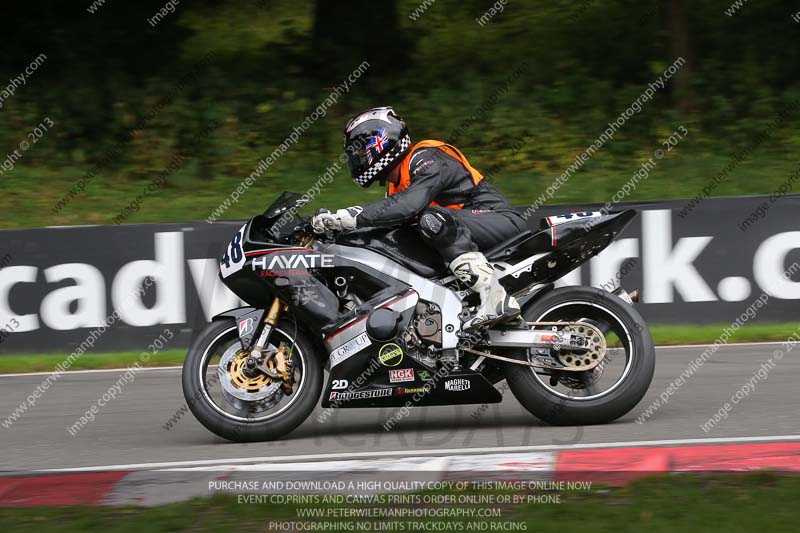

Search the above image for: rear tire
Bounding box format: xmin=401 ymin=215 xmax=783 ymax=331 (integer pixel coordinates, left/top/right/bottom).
xmin=504 ymin=286 xmax=655 ymax=425
xmin=182 ymin=319 xmax=323 ymax=442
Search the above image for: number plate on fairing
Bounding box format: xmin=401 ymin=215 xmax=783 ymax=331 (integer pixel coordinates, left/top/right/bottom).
xmin=220 ymin=223 xmax=248 ymax=278
xmin=545 ymin=212 xmax=602 ymax=226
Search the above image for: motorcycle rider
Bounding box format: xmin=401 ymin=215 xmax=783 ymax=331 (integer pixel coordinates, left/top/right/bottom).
xmin=312 ymin=106 xmax=526 ymax=328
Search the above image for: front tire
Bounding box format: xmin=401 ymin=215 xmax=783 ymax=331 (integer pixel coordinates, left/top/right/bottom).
xmin=504 ymin=286 xmax=655 ymax=425
xmin=182 ymin=319 xmax=323 ymax=442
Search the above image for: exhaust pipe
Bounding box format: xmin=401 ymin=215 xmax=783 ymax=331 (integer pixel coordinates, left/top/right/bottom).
xmin=612 ymin=286 xmax=639 ymax=305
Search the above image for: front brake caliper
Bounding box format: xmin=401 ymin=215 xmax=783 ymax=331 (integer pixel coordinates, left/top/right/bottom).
xmin=273 ymin=343 xmax=295 ymax=395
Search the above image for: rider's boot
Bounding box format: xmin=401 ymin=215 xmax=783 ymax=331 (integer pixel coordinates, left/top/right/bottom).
xmin=449 ymin=251 xmax=520 ymax=330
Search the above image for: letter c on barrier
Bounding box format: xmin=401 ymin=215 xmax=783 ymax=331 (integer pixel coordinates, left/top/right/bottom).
xmin=754 ymin=232 xmax=800 ymax=298
xmin=0 ymin=266 xmax=40 ymax=332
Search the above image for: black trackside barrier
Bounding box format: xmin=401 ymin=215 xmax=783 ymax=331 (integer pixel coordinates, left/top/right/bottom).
xmin=0 ymin=194 xmax=798 ymax=353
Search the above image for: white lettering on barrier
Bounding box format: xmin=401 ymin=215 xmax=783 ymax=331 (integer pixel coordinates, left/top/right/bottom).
xmin=112 ymin=232 xmax=186 ymax=326
xmin=754 ymin=232 xmax=800 ymax=298
xmin=0 ymin=266 xmax=39 ymax=331
xmin=188 ymin=258 xmax=245 ymax=321
xmin=590 ymin=238 xmax=639 ymax=290
xmin=1 ymin=210 xmax=799 ymax=335
xmin=642 ymin=209 xmax=716 ymax=303
xmin=41 ymin=263 xmax=106 ymax=330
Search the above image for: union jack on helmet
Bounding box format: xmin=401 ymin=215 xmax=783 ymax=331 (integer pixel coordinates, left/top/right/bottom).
xmin=343 ymin=107 xmax=411 ymax=188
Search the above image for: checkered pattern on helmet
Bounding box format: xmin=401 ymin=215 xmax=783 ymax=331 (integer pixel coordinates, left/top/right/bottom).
xmin=354 ymin=135 xmax=411 ymax=187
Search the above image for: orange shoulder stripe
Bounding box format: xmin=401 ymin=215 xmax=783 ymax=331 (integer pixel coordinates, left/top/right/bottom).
xmin=388 ymin=140 xmax=483 ymax=210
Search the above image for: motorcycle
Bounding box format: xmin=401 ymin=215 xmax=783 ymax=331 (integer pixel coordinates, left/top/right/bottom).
xmin=182 ymin=192 xmax=655 ymax=442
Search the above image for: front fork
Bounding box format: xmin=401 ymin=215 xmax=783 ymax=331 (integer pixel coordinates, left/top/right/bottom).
xmin=250 ymin=233 xmax=313 ymax=358
xmin=251 ymin=297 xmax=283 ymax=359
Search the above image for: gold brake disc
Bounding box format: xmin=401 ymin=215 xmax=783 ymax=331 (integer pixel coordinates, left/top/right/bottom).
xmin=555 ymin=322 xmax=607 ymax=371
xmin=229 ymin=353 xmax=272 ymax=393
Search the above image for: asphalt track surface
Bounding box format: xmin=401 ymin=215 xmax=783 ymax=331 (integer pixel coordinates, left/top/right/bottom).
xmin=1 ymin=343 xmax=797 ymax=472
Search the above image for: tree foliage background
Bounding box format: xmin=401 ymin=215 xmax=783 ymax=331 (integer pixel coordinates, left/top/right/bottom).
xmin=0 ymin=0 xmax=798 ymax=225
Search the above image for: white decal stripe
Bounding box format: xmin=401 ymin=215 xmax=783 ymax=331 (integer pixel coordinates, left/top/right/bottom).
xmin=324 ymin=244 xmax=463 ymax=349
xmin=329 ymin=332 xmax=373 ymax=368
xmin=324 ymin=291 xmax=417 ymax=347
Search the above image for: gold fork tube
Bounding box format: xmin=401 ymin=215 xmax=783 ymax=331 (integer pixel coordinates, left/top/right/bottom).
xmin=265 ymin=297 xmax=282 ymax=326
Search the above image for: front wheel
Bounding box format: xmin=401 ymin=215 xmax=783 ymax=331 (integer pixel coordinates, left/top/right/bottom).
xmin=182 ymin=318 xmax=323 ymax=442
xmin=504 ymin=286 xmax=655 ymax=425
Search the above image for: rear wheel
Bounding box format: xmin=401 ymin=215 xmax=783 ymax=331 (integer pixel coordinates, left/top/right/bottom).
xmin=504 ymin=286 xmax=655 ymax=425
xmin=182 ymin=318 xmax=323 ymax=442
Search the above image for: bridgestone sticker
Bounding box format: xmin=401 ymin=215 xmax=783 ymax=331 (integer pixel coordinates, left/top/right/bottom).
xmin=329 ymin=389 xmax=391 ymax=401
xmin=238 ymin=317 xmax=254 ymax=337
xmin=330 ymin=332 xmax=371 ymax=367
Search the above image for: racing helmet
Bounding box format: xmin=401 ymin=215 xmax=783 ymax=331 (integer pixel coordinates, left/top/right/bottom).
xmin=343 ymin=106 xmax=411 ymax=187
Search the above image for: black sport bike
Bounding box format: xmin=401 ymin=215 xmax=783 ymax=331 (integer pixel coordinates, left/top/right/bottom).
xmin=182 ymin=192 xmax=655 ymax=442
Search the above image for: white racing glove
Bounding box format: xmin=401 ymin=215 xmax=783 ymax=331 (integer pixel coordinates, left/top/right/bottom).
xmin=311 ymin=206 xmax=362 ymax=234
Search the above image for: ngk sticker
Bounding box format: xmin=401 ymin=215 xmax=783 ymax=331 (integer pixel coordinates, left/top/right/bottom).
xmin=389 ymin=368 xmax=414 ymax=383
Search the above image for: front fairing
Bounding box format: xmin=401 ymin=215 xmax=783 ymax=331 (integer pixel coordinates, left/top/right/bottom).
xmin=218 ymin=218 xmax=339 ymax=330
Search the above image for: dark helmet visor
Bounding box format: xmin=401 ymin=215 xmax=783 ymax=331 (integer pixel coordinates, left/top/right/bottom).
xmin=346 ymin=144 xmax=370 ymax=180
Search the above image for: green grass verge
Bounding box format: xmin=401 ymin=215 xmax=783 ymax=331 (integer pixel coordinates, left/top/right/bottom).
xmin=2 ymin=150 xmax=797 ymax=229
xmin=0 ymin=323 xmax=795 ymax=374
xmin=0 ymin=473 xmax=796 ymax=532
xmin=648 ymin=322 xmax=799 ymax=345
xmin=0 ymin=350 xmax=186 ymax=374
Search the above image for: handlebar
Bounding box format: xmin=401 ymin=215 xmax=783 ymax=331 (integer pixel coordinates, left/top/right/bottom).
xmin=297 ymin=219 xmax=342 ymax=247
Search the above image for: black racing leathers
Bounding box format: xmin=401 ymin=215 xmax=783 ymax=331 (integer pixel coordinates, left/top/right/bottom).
xmin=358 ymin=148 xmax=526 ymax=263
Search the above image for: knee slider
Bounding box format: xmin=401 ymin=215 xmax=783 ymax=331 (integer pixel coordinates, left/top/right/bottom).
xmin=419 ymin=211 xmax=446 ymax=239
xmin=419 ymin=208 xmax=459 ymax=246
